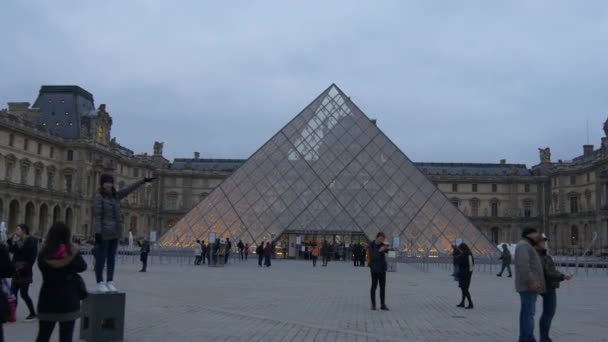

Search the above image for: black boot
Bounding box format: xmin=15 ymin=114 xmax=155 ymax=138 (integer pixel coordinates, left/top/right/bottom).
xmin=466 ymin=303 xmax=474 ymax=309
xmin=457 ymin=302 xmax=465 ymax=308
xmin=380 ymin=304 xmax=389 ymax=311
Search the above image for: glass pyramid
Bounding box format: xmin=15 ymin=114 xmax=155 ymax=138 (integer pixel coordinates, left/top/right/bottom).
xmin=159 ymin=85 xmax=498 ymax=256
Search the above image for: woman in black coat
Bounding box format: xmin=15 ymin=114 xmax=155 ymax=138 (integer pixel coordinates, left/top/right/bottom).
xmin=8 ymin=223 xmax=38 ymax=321
xmin=456 ymin=243 xmax=474 ymax=309
xmin=0 ymin=242 xmax=15 ymax=342
xmin=35 ymin=222 xmax=87 ymax=342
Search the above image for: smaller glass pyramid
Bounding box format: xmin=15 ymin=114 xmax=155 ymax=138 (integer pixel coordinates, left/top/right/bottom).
xmin=159 ymin=85 xmax=498 ymax=256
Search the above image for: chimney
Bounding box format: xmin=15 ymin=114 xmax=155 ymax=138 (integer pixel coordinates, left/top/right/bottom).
xmin=7 ymin=102 xmax=30 ymax=112
xmin=194 ymin=152 xmax=200 ymax=160
xmin=583 ymin=145 xmax=593 ymax=156
xmin=500 ymin=159 xmax=506 ymax=165
xmin=370 ymin=119 xmax=377 ymax=125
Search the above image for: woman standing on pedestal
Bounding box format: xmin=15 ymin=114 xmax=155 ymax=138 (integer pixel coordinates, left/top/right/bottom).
xmin=93 ymin=174 xmax=155 ymax=293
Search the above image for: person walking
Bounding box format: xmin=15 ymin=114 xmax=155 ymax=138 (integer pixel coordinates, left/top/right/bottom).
xmin=237 ymin=240 xmax=244 ymax=260
xmin=257 ymin=242 xmax=264 ymax=267
xmin=200 ymin=240 xmax=207 ymax=265
xmin=35 ymin=222 xmax=87 ymax=342
xmin=536 ymin=234 xmax=572 ymax=342
xmin=137 ymin=239 xmax=150 ymax=272
xmin=8 ymin=224 xmax=37 ymax=322
xmin=456 ymin=243 xmax=474 ymax=309
xmin=244 ymin=243 xmax=249 ymax=260
xmin=225 ymin=238 xmax=232 ymax=264
xmin=193 ymin=240 xmax=203 ymax=265
xmin=321 ymin=240 xmax=330 ymax=267
xmin=497 ymin=244 xmax=512 ymax=277
xmin=264 ymin=242 xmax=272 ymax=267
xmin=359 ymin=246 xmax=367 ymax=267
xmin=353 ymin=243 xmax=360 ymax=267
xmin=0 ymin=241 xmax=15 ymax=342
xmin=514 ymin=228 xmax=546 ymax=342
xmin=94 ymin=174 xmax=155 ymax=293
xmin=311 ymin=243 xmax=320 ymax=267
xmin=369 ymin=232 xmax=391 ymax=311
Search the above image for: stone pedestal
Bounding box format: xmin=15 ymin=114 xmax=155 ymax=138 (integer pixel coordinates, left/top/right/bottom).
xmin=80 ymin=292 xmax=126 ymax=342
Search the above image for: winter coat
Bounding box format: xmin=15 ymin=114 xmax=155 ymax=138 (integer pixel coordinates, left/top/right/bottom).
xmin=458 ymin=253 xmax=474 ymax=289
xmin=500 ymin=248 xmax=512 ymax=265
xmin=138 ymin=241 xmax=150 ymax=255
xmin=514 ymin=239 xmax=546 ymax=294
xmin=256 ymin=245 xmax=264 ymax=255
xmin=37 ymin=244 xmax=87 ymax=322
xmin=264 ymin=245 xmax=273 ymax=256
xmin=537 ymin=249 xmax=566 ymax=289
xmin=0 ymin=244 xmax=15 ymax=279
xmin=368 ymin=242 xmax=388 ymax=273
xmin=311 ymin=246 xmax=320 ymax=257
xmin=8 ymin=236 xmax=37 ymax=284
xmin=94 ymin=180 xmax=145 ymax=240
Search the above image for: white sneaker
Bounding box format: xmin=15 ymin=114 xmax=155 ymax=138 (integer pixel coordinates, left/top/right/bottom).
xmin=96 ymin=282 xmax=109 ymax=293
xmin=106 ymin=281 xmax=118 ymax=292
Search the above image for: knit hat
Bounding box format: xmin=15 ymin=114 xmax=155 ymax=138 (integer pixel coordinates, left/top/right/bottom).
xmin=521 ymin=227 xmax=538 ymax=238
xmin=100 ymin=173 xmax=114 ymax=186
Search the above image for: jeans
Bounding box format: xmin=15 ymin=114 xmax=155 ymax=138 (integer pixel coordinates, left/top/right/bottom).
xmin=498 ymin=263 xmax=512 ymax=276
xmin=519 ymin=291 xmax=538 ymax=342
xmin=370 ymin=272 xmax=386 ymax=307
xmin=95 ymin=238 xmax=119 ymax=283
xmin=258 ymin=254 xmax=263 ymax=266
xmin=36 ymin=320 xmax=75 ymax=342
xmin=540 ymin=288 xmax=557 ymax=342
xmin=10 ymin=281 xmax=36 ymax=316
xmin=264 ymin=255 xmax=271 ymax=267
xmin=312 ymin=256 xmax=317 ymax=267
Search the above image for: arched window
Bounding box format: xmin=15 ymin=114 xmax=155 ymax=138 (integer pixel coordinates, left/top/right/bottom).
xmin=491 ymin=227 xmax=499 ymax=244
xmin=570 ymin=225 xmax=579 ymax=246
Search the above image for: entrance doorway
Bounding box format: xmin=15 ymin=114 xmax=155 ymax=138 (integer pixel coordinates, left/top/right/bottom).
xmin=276 ymin=231 xmax=369 ymax=260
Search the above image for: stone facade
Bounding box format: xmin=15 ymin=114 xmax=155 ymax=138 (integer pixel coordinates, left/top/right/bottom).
xmin=1 ymin=86 xmax=607 ymax=254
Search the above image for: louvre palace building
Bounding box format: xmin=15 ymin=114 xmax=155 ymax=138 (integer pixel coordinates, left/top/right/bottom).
xmin=1 ymin=85 xmax=606 ymax=256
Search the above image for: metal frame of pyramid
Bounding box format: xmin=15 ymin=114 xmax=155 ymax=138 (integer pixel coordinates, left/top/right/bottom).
xmin=159 ymin=84 xmax=498 ymax=256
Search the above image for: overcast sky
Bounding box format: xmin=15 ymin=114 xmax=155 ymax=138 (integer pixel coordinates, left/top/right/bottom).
xmin=1 ymin=1 xmax=608 ymax=167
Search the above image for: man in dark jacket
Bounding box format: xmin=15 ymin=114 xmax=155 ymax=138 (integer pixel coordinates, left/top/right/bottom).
xmin=352 ymin=244 xmax=360 ymax=267
xmin=514 ymin=228 xmax=546 ymax=342
xmin=536 ymin=235 xmax=572 ymax=342
xmin=225 ymin=238 xmax=232 ymax=264
xmin=369 ymin=232 xmax=391 ymax=311
xmin=8 ymin=223 xmax=37 ymax=321
xmin=200 ymin=240 xmax=207 ymax=265
xmin=256 ymin=242 xmax=264 ymax=267
xmin=137 ymin=239 xmax=151 ymax=272
xmin=237 ymin=240 xmax=244 ymax=260
xmin=497 ymin=244 xmax=512 ymax=277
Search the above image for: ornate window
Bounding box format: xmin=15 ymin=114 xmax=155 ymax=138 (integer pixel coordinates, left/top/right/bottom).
xmin=470 ymin=198 xmax=479 ymax=217
xmin=491 ymin=200 xmax=499 ymax=217
xmin=64 ymin=174 xmax=73 ymax=193
xmin=472 ymin=184 xmax=478 ymax=192
xmin=166 ymin=193 xmax=178 ymax=210
xmin=452 ymin=183 xmax=458 ymax=192
xmin=19 ymin=159 xmax=31 ymax=185
xmin=491 ymin=227 xmax=499 ymax=244
xmin=492 ymin=184 xmax=497 ymax=193
xmin=8 ymin=134 xmax=15 ymax=147
xmin=570 ymin=175 xmax=577 ymax=185
xmin=523 ymin=199 xmax=532 ymax=218
xmin=4 ymin=156 xmax=15 ymax=182
xmin=570 ymin=225 xmax=579 ymax=246
xmin=570 ymin=196 xmax=579 ymax=214
xmin=34 ymin=164 xmax=43 ymax=187
xmin=524 ymin=184 xmax=530 ymax=193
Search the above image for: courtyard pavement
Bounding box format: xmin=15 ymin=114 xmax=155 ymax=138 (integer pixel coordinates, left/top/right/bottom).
xmin=5 ymin=256 xmax=608 ymax=341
